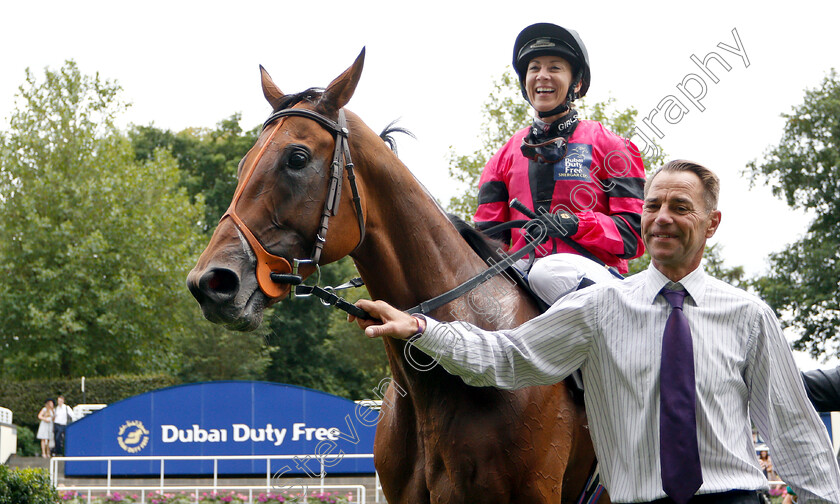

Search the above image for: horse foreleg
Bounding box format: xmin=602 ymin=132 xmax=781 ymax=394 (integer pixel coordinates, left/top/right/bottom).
xmin=373 ymin=387 xmax=432 ymax=504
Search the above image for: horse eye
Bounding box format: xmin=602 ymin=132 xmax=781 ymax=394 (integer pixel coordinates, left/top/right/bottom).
xmin=287 ymin=150 xmax=309 ymax=170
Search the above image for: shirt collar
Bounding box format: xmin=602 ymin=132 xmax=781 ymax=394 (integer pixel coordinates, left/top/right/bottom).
xmin=642 ymin=264 xmax=708 ymax=307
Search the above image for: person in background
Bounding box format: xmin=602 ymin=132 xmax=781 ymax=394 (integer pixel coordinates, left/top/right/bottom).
xmin=352 ymin=160 xmax=840 ymax=503
xmin=758 ymin=448 xmax=775 ymax=481
xmin=53 ymin=394 xmax=76 ymax=456
xmin=36 ymin=398 xmax=54 ymax=459
xmin=474 ymin=22 xmax=646 ymax=305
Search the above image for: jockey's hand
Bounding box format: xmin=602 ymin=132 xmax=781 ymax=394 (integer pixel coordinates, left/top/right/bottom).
xmin=523 ymin=209 xmax=579 ymax=243
xmin=349 ymin=299 xmax=423 ymax=340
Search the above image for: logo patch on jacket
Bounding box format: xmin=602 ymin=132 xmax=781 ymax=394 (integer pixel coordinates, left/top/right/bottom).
xmin=554 ymin=144 xmax=592 ymax=182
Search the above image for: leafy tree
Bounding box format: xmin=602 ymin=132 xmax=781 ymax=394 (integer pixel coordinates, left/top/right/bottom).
xmin=0 ymin=61 xmax=206 ymax=379
xmin=129 ymin=116 xmax=259 ymax=231
xmin=747 ymin=69 xmax=840 ymax=359
xmin=447 ymin=71 xmax=532 ymax=219
xmin=176 ymin=322 xmax=271 ymax=382
xmin=702 ymin=244 xmax=745 ymax=288
xmin=446 ymin=70 xmax=666 ymax=221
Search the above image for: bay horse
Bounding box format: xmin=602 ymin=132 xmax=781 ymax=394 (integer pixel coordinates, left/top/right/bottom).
xmin=187 ymin=49 xmax=606 ymax=504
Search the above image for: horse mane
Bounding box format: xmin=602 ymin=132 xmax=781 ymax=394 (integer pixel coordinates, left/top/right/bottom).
xmin=447 ymin=214 xmax=549 ymax=312
xmin=273 ymin=87 xmax=325 ymax=111
xmin=379 ymin=119 xmax=415 ymax=155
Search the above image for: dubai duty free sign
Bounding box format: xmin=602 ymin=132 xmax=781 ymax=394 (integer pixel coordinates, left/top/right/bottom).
xmin=65 ymin=381 xmax=377 ymax=476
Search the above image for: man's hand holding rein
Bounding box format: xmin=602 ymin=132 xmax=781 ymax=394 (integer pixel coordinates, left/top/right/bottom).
xmin=349 ymin=299 xmax=424 ymax=340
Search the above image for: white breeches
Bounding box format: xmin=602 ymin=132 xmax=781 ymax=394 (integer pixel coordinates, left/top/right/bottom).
xmin=516 ymin=253 xmax=618 ymax=305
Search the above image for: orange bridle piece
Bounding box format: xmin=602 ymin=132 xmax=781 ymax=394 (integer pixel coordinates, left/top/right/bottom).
xmin=220 ymin=119 xmax=293 ymax=300
xmin=218 ymin=107 xmax=364 ymax=301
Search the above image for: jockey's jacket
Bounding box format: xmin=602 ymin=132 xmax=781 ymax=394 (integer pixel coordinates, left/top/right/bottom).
xmin=474 ymin=120 xmax=646 ymax=273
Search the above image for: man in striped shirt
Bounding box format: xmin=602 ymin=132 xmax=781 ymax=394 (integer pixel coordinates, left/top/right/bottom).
xmin=352 ymin=160 xmax=840 ymax=503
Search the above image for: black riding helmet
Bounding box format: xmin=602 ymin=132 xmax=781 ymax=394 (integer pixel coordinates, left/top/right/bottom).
xmin=513 ymin=23 xmax=591 ymax=116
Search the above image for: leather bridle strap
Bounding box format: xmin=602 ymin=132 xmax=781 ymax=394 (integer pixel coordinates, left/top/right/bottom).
xmin=219 ymin=117 xmax=294 ymax=299
xmin=219 ymin=107 xmax=365 ymax=301
xmin=263 ymin=108 xmax=366 ymax=265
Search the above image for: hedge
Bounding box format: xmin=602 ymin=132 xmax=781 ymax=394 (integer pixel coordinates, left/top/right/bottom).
xmin=0 ymin=466 xmax=58 ymax=504
xmin=16 ymin=425 xmax=40 ymax=457
xmin=0 ymin=374 xmax=178 ymax=431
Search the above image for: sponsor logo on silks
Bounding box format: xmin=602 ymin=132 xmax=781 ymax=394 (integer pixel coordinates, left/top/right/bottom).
xmin=554 ymin=144 xmax=592 ymax=182
xmin=117 ymin=420 xmax=150 ymax=453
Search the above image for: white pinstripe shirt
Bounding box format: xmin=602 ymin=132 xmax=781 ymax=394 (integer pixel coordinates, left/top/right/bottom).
xmin=413 ymin=265 xmax=840 ymax=503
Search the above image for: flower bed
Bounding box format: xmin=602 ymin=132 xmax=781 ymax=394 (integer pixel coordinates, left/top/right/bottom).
xmin=59 ymin=490 xmax=354 ymax=504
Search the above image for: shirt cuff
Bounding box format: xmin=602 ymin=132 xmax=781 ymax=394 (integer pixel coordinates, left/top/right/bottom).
xmin=408 ymin=315 xmax=456 ymax=358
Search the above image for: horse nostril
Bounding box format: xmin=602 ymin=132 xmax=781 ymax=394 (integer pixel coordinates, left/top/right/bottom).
xmin=201 ymin=268 xmax=240 ymax=301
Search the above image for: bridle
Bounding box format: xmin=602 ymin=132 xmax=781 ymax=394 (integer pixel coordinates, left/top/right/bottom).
xmin=219 ymin=106 xmax=365 ymax=300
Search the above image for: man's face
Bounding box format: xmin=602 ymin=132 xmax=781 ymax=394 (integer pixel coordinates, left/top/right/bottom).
xmin=642 ymin=170 xmax=721 ymax=280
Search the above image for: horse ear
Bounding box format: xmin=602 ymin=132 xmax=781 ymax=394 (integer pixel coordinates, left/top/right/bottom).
xmin=321 ymin=48 xmax=365 ymax=114
xmin=260 ymin=65 xmax=286 ymax=111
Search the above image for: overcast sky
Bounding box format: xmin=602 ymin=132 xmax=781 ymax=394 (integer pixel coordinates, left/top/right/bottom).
xmin=2 ymin=0 xmax=838 ymax=368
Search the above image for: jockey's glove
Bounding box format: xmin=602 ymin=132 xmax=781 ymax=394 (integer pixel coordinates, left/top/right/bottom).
xmin=523 ymin=210 xmax=579 ymax=244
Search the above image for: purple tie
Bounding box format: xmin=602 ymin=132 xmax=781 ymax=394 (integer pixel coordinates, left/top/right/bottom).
xmin=660 ymin=288 xmax=703 ymax=504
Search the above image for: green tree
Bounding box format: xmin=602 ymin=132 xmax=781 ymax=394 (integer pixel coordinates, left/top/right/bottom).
xmin=447 ymin=71 xmax=532 ymax=219
xmin=130 ymin=118 xmax=272 ymax=383
xmin=129 ymin=116 xmax=259 ymax=231
xmin=747 ymin=69 xmax=840 ymax=359
xmin=176 ymin=323 xmax=271 ymax=382
xmin=0 ymin=61 xmax=206 ymax=379
xmin=446 ymin=70 xmax=666 ymax=221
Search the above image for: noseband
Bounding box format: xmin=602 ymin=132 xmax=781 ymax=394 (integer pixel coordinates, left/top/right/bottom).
xmin=219 ymin=107 xmax=365 ymax=300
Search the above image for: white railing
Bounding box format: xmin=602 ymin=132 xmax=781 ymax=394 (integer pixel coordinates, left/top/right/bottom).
xmin=50 ymin=453 xmax=382 ymax=504
xmin=0 ymin=407 xmax=15 ymax=464
xmin=72 ymin=403 xmax=107 ymax=419
xmin=0 ymin=406 xmax=12 ymax=424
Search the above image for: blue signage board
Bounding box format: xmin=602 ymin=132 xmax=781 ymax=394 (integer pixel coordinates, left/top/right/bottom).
xmin=66 ymin=381 xmax=377 ymax=476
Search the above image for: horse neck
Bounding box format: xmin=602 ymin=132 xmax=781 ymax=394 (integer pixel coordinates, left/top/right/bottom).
xmin=350 ymin=145 xmax=484 ymax=312
xmin=347 ymin=119 xmax=537 ymax=329
xmin=341 ymin=122 xmax=541 ymax=413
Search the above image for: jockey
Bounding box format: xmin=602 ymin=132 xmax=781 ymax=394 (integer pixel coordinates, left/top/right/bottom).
xmin=474 ymin=22 xmax=646 ymax=304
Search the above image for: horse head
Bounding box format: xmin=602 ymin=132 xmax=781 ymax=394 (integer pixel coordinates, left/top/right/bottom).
xmin=187 ymin=50 xmax=369 ymax=331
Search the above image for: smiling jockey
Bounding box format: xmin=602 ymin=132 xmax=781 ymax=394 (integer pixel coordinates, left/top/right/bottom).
xmin=475 ymin=22 xmax=646 ymax=304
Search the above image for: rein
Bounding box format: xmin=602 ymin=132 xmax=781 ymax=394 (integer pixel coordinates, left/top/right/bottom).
xmin=282 ymin=234 xmax=542 ymax=320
